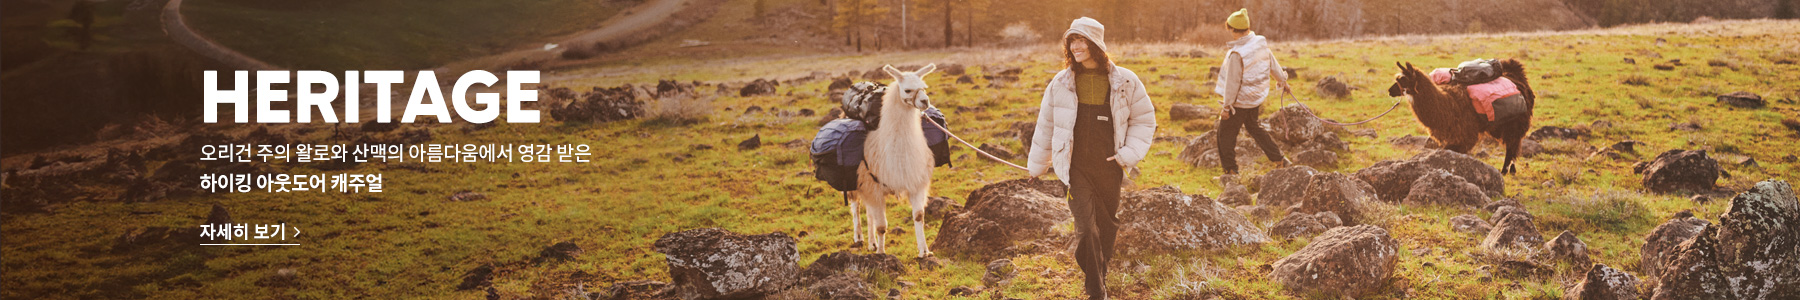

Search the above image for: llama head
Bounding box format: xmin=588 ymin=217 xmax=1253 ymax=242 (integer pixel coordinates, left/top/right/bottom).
xmin=1387 ymin=62 xmax=1427 ymax=97
xmin=882 ymin=64 xmax=937 ymax=109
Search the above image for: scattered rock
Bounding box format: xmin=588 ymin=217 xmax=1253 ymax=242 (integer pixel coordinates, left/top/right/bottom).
xmin=535 ymin=241 xmax=582 ymax=263
xmin=1354 ymin=150 xmax=1504 ymax=203
xmin=550 ymin=85 xmax=643 ymax=123
xmin=981 ymin=259 xmax=1015 ymax=288
xmin=449 ymin=191 xmax=487 ymax=202
xmin=1169 ymin=103 xmax=1217 ymax=121
xmin=1388 ymin=135 xmax=1442 ymax=150
xmin=1543 ymin=231 xmax=1591 ymax=267
xmin=1296 ymin=173 xmax=1380 ymax=226
xmin=653 ymin=228 xmax=800 ymax=300
xmin=806 ymin=273 xmax=876 ymax=300
xmin=1267 ymin=225 xmax=1399 ymax=298
xmin=1482 ymin=198 xmax=1521 ymax=213
xmin=1669 ymin=121 xmax=1703 ymax=131
xmin=1236 ymin=205 xmax=1273 ymax=221
xmin=1649 ymin=179 xmax=1800 ymax=298
xmin=1315 ymin=76 xmax=1352 ymax=99
xmin=1564 ymin=264 xmax=1641 ymax=300
xmin=955 ymin=75 xmax=974 ymax=85
xmin=1010 ymin=122 xmax=1035 ymax=150
xmin=740 ymin=79 xmax=778 ymax=97
xmin=1450 ymin=215 xmax=1492 ymax=234
xmin=1218 ymin=182 xmax=1252 ymax=206
xmin=1529 ymin=126 xmax=1590 ymax=140
xmin=738 ymin=134 xmax=763 ymax=151
xmin=207 ymin=202 xmax=233 ymax=225
xmin=1269 ymin=213 xmax=1328 ymax=239
xmin=1116 ymin=186 xmax=1270 ymax=254
xmin=1178 ymin=130 xmax=1264 ymax=169
xmin=923 ymin=197 xmax=962 ymax=222
xmin=1401 ymin=169 xmax=1488 ymax=208
xmin=1267 ymin=104 xmax=1340 ymax=148
xmin=1292 ymin=149 xmax=1339 ymax=169
xmin=947 ymin=286 xmax=978 ymax=297
xmin=1481 ymin=206 xmax=1543 ymax=250
xmin=1314 ymin=211 xmax=1343 ymax=228
xmin=1609 ymin=140 xmax=1645 ymax=154
xmin=976 ymin=143 xmax=1016 ymax=159
xmin=933 ymin=179 xmax=1072 ymax=260
xmin=1253 ymin=165 xmax=1320 ymax=207
xmin=1716 ymin=91 xmax=1766 ymax=108
xmin=828 ymin=77 xmax=855 ymax=93
xmin=1640 ymin=149 xmax=1720 ymax=193
xmin=458 ymin=264 xmax=495 ymax=291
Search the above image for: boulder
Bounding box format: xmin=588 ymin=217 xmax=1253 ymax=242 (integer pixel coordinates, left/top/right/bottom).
xmin=739 ymin=79 xmax=777 ymax=97
xmin=1481 ymin=206 xmax=1544 ymax=250
xmin=1115 ymin=186 xmax=1270 ymax=254
xmin=1315 ymin=76 xmax=1352 ymax=99
xmin=1650 ymin=179 xmax=1800 ymax=299
xmin=1267 ymin=225 xmax=1399 ymax=298
xmin=653 ymin=228 xmax=800 ymax=300
xmin=1314 ymin=211 xmax=1343 ymax=228
xmin=806 ymin=273 xmax=876 ymax=300
xmin=1640 ymin=216 xmax=1710 ymax=279
xmin=1640 ymin=149 xmax=1720 ymax=193
xmin=1544 ymin=230 xmax=1591 ymax=267
xmin=1449 ymin=214 xmax=1491 ymax=234
xmin=976 ymin=143 xmax=1016 ymax=159
xmin=1296 ymin=173 xmax=1379 ymax=226
xmin=738 ymin=134 xmax=762 ymax=151
xmin=1009 ymin=122 xmax=1035 ymax=150
xmin=933 ymin=179 xmax=1073 ymax=260
xmin=1169 ymin=103 xmax=1216 ymax=121
xmin=1254 ymin=165 xmax=1320 ymax=207
xmin=1267 ymin=104 xmax=1339 ymax=147
xmin=1269 ymin=213 xmax=1328 ymax=240
xmin=1292 ymin=148 xmax=1339 ymax=169
xmin=981 ymin=259 xmax=1016 ymax=289
xmin=1354 ymin=150 xmax=1504 ymax=203
xmin=1716 ymin=91 xmax=1765 ymax=108
xmin=1218 ymin=182 xmax=1253 ymax=206
xmin=923 ymin=197 xmax=962 ymax=222
xmin=1177 ymin=130 xmax=1263 ymax=169
xmin=1388 ymin=135 xmax=1441 ymax=150
xmin=800 ymin=251 xmax=903 ymax=282
xmin=1401 ymin=169 xmax=1488 ymax=208
xmin=1565 ymin=264 xmax=1641 ymax=300
xmin=550 ymin=85 xmax=643 ymax=123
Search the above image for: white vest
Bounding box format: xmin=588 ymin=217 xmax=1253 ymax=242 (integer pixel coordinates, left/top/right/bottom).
xmin=1215 ymin=34 xmax=1276 ymax=108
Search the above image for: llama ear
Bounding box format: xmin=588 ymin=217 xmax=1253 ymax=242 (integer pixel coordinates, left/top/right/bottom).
xmin=882 ymin=65 xmax=903 ymax=80
xmin=1395 ymin=62 xmax=1405 ymax=70
xmin=915 ymin=64 xmax=937 ymax=77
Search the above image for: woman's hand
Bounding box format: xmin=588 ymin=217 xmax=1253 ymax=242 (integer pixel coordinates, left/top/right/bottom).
xmin=1105 ymin=155 xmax=1126 ymax=168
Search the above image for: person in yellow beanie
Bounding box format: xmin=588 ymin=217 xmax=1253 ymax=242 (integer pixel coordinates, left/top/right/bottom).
xmin=1213 ymin=8 xmax=1292 ymax=180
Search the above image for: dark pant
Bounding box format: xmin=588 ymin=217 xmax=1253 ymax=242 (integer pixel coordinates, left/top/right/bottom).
xmin=1216 ymin=105 xmax=1286 ymax=174
xmin=1067 ymin=158 xmax=1121 ymax=300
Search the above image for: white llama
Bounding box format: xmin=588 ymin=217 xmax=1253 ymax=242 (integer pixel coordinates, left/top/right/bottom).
xmin=850 ymin=64 xmax=938 ymax=258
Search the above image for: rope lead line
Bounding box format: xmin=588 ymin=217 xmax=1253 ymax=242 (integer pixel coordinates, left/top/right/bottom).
xmin=924 ymin=116 xmax=1030 ymax=171
xmin=1279 ymin=89 xmax=1404 ymax=126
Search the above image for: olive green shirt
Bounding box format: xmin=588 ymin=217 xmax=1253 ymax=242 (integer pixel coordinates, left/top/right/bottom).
xmin=1075 ymin=72 xmax=1108 ymax=105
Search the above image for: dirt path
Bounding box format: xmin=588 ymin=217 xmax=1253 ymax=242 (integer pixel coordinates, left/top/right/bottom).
xmin=160 ymin=0 xmax=278 ymax=70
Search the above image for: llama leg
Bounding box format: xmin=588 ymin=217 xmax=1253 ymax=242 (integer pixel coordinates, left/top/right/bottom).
xmin=865 ymin=193 xmax=889 ymax=253
xmin=848 ymin=193 xmax=862 ymax=246
xmin=907 ymin=191 xmax=932 ymax=258
xmin=1502 ymin=137 xmax=1521 ymax=176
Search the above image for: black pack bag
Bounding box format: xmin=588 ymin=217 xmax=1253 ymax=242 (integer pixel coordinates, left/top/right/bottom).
xmin=811 ymin=119 xmax=868 ymax=192
xmin=1490 ymin=94 xmax=1529 ymax=122
xmin=1451 ymin=58 xmax=1502 ymax=85
xmin=842 ymin=81 xmax=952 ymax=167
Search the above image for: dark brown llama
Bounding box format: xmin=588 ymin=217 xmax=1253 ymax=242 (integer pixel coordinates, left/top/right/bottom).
xmin=1386 ymin=60 xmax=1536 ymax=175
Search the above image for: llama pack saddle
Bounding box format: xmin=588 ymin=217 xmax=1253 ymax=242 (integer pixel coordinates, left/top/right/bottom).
xmin=1432 ymin=59 xmax=1528 ymax=122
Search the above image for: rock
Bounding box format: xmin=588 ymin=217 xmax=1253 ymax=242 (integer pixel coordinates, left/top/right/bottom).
xmin=1609 ymin=140 xmax=1645 ymax=154
xmin=801 ymin=251 xmax=904 ymax=282
xmin=551 ymin=85 xmax=643 ymax=123
xmin=947 ymin=286 xmax=978 ymax=296
xmin=535 ymin=241 xmax=582 ymax=263
xmin=207 ymin=202 xmax=233 ymax=225
xmin=1009 ymin=122 xmax=1035 ymax=150
xmin=828 ymin=77 xmax=855 ymax=93
xmin=1529 ymin=126 xmax=1590 ymax=140
xmin=1218 ymin=182 xmax=1252 ymax=206
xmin=975 ymin=143 xmax=1016 ymax=159
xmin=1296 ymin=173 xmax=1379 ymax=226
xmin=940 ymin=64 xmax=966 ymax=76
xmin=1450 ymin=215 xmax=1492 ymax=234
xmin=933 ymin=179 xmax=1072 ymax=260
xmin=1169 ymin=103 xmax=1216 ymax=121
xmin=805 ymin=273 xmax=875 ymax=300
xmin=1292 ymin=149 xmax=1338 ymax=169
xmin=1481 ymin=206 xmax=1543 ymax=250
xmin=955 ymin=75 xmax=974 ymax=85
xmin=652 ymin=228 xmax=800 ymax=300
xmin=1307 ymin=131 xmax=1348 ymax=152
xmin=1236 ymin=205 xmax=1273 ymax=221
xmin=923 ymin=197 xmax=962 ymax=222
xmin=1401 ymin=169 xmax=1487 ymax=208
xmin=1350 ymin=129 xmax=1378 ymax=139
xmin=1253 ymin=165 xmax=1320 ymax=207
xmin=1564 ymin=264 xmax=1641 ymax=300
xmin=1177 ymin=130 xmax=1263 ymax=169
xmin=1115 ymin=186 xmax=1270 ymax=254
xmin=1543 ymin=231 xmax=1591 ymax=267
xmin=1519 ymin=139 xmax=1544 ymax=157
xmin=738 ymin=134 xmax=763 ymax=151
xmin=1716 ymin=91 xmax=1765 ymax=108
xmin=739 ymin=79 xmax=778 ymax=97
xmin=1267 ymin=104 xmax=1338 ymax=147
xmin=1669 ymin=121 xmax=1703 ymax=131
xmin=1650 ymin=180 xmax=1800 ymax=299
xmin=1482 ymin=198 xmax=1522 ymax=214
xmin=1269 ymin=213 xmax=1328 ymax=239
xmin=458 ymin=264 xmax=495 ymax=291
xmin=1314 ymin=211 xmax=1343 ymax=228
xmin=1267 ymin=225 xmax=1399 ymax=298
xmin=1388 ymin=135 xmax=1441 ymax=150
xmin=1640 ymin=149 xmax=1720 ymax=193
xmin=1315 ymin=75 xmax=1352 ymax=99
xmin=1354 ymin=150 xmax=1504 ymax=203
xmin=981 ymin=259 xmax=1015 ymax=288
xmin=448 ymin=191 xmax=486 ymax=202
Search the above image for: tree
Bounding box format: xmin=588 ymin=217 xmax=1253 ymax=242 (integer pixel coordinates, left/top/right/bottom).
xmin=833 ymin=0 xmax=889 ymax=52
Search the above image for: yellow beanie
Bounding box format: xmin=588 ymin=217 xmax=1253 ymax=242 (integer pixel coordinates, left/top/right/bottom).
xmin=1227 ymin=8 xmax=1250 ymax=30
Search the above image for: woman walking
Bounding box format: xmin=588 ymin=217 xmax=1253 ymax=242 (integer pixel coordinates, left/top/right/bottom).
xmin=1215 ymin=8 xmax=1292 ymax=177
xmin=1024 ymin=17 xmax=1157 ymax=300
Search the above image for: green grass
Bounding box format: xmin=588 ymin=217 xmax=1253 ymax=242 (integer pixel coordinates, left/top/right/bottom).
xmin=180 ymin=0 xmax=632 ymax=70
xmin=4 ymin=19 xmax=1799 ymax=299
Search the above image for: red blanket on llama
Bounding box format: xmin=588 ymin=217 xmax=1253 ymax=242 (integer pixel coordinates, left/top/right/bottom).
xmin=1432 ymin=68 xmax=1521 ymax=121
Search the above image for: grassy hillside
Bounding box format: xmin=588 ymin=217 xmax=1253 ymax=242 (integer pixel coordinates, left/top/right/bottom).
xmin=3 ymin=20 xmax=1799 ymax=299
xmin=179 ymin=0 xmax=634 ymax=70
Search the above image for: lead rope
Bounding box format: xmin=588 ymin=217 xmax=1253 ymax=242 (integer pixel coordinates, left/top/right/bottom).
xmin=1278 ymin=88 xmax=1403 ymax=126
xmin=923 ymin=117 xmax=1029 ymax=171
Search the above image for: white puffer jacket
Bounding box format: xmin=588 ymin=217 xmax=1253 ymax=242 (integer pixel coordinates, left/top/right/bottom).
xmin=1215 ymin=33 xmax=1286 ymax=109
xmin=1026 ymin=66 xmax=1158 ymax=184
